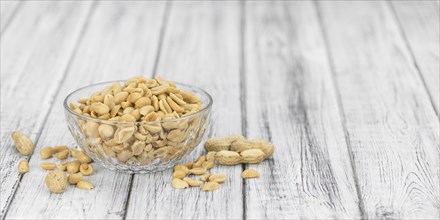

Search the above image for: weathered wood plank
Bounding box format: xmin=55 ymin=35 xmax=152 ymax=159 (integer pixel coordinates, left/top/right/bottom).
xmin=0 ymin=1 xmax=93 ymax=218
xmin=317 ymin=1 xmax=440 ymax=219
xmin=0 ymin=0 xmax=21 ymax=33
xmin=390 ymin=1 xmax=439 ymax=114
xmin=125 ymin=1 xmax=243 ymax=219
xmin=243 ymin=1 xmax=362 ymax=219
xmin=5 ymin=1 xmax=166 ymax=219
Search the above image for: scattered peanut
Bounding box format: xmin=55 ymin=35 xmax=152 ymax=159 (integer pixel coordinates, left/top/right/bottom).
xmin=183 ymin=177 xmax=203 ymax=187
xmin=201 ymin=181 xmax=220 ymax=191
xmin=76 ymin=180 xmax=94 ymax=190
xmin=189 ymin=167 xmax=206 ymax=175
xmin=208 ymin=174 xmax=226 ymax=183
xmin=174 ymin=165 xmax=189 ymax=174
xmin=55 ymin=149 xmax=69 ymax=160
xmin=79 ymin=163 xmax=93 ymax=175
xmin=73 ymin=151 xmax=92 ymax=164
xmin=40 ymin=147 xmax=54 ymax=159
xmin=67 ymin=160 xmax=81 ymax=174
xmin=199 ymin=173 xmax=211 ymax=182
xmin=18 ymin=160 xmax=29 ymax=174
xmin=68 ymin=173 xmax=83 ymax=185
xmin=11 ymin=131 xmax=34 ymax=156
xmin=172 ymin=178 xmax=189 ymax=189
xmin=57 ymin=162 xmax=68 ymax=171
xmin=241 ymin=169 xmax=260 ymax=178
xmin=53 ymin=145 xmax=68 ymax=153
xmin=40 ymin=162 xmax=56 ymax=170
xmin=45 ymin=170 xmax=67 ymax=193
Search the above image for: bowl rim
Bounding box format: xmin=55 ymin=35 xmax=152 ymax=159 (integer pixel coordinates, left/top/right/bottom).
xmin=63 ymin=80 xmax=213 ymax=125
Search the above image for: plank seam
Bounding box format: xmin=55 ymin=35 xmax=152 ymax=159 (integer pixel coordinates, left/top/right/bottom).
xmin=122 ymin=2 xmax=172 ymax=219
xmin=387 ymin=1 xmax=439 ymax=117
xmin=1 ymin=2 xmax=98 ymax=219
xmin=239 ymin=1 xmax=247 ymax=219
xmin=313 ymin=2 xmax=367 ymax=219
xmin=0 ymin=0 xmax=23 ymax=35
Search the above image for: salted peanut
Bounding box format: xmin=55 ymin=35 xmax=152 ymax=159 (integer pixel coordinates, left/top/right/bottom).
xmin=206 ymin=151 xmax=216 ymax=162
xmin=103 ymin=94 xmax=115 ymax=109
xmin=55 ymin=149 xmax=69 ymax=160
xmin=172 ymin=178 xmax=189 ymax=189
xmin=192 ymin=156 xmax=206 ymax=168
xmin=117 ymin=150 xmax=133 ymax=163
xmin=67 ymin=160 xmax=81 ymax=174
xmin=215 ymin=150 xmax=241 ymax=165
xmin=139 ymin=105 xmax=154 ymax=116
xmin=45 ymin=170 xmax=67 ymax=193
xmin=199 ymin=173 xmax=211 ymax=182
xmin=11 ymin=131 xmax=34 ymax=156
xmin=208 ymin=174 xmax=226 ymax=183
xmin=40 ymin=162 xmax=56 ymax=170
xmin=182 ymin=162 xmax=194 ymax=169
xmin=183 ymin=177 xmax=203 ymax=187
xmin=172 ymin=170 xmax=187 ymax=179
xmin=79 ymin=164 xmax=93 ymax=176
xmin=169 ymin=93 xmax=186 ymax=105
xmin=204 ymin=135 xmax=245 ymax=152
xmin=40 ymin=147 xmax=54 ymax=159
xmin=73 ymin=151 xmax=92 ymax=163
xmin=131 ymin=140 xmax=146 ymax=156
xmin=91 ymin=102 xmax=110 ymax=115
xmin=120 ymin=114 xmax=136 ymax=122
xmin=57 ymin=162 xmax=68 ymax=171
xmin=18 ymin=160 xmax=29 ymax=174
xmin=201 ymin=181 xmax=220 ymax=191
xmin=166 ymin=97 xmax=184 ymax=113
xmin=174 ymin=165 xmax=189 ymax=174
xmin=202 ymin=160 xmax=214 ymax=170
xmin=53 ymin=145 xmax=69 ymax=153
xmin=167 ymin=129 xmax=186 ymax=142
xmin=68 ymin=173 xmax=83 ymax=184
xmin=189 ymin=167 xmax=206 ymax=175
xmin=98 ymin=124 xmax=114 ymax=139
xmin=114 ymin=126 xmax=136 ymax=143
xmin=85 ymin=121 xmax=100 ymax=138
xmin=240 ymin=149 xmax=266 ymax=164
xmin=241 ymin=169 xmax=260 ymax=178
xmin=135 ymin=97 xmax=151 ymax=108
xmin=77 ymin=180 xmax=94 ymax=190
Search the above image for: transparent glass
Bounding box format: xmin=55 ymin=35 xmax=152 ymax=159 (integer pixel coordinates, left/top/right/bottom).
xmin=63 ymin=81 xmax=212 ymax=173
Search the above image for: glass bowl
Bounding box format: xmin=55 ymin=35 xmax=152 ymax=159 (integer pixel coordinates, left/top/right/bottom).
xmin=63 ymin=81 xmax=212 ymax=173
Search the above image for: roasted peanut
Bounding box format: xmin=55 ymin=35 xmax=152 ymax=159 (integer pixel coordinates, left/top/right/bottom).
xmin=45 ymin=170 xmax=67 ymax=193
xmin=241 ymin=169 xmax=260 ymax=178
xmin=73 ymin=151 xmax=92 ymax=163
xmin=68 ymin=173 xmax=83 ymax=184
xmin=189 ymin=167 xmax=207 ymax=175
xmin=172 ymin=178 xmax=189 ymax=189
xmin=40 ymin=147 xmax=54 ymax=159
xmin=55 ymin=149 xmax=69 ymax=160
xmin=11 ymin=131 xmax=34 ymax=156
xmin=183 ymin=177 xmax=203 ymax=187
xmin=79 ymin=164 xmax=93 ymax=176
xmin=172 ymin=170 xmax=187 ymax=179
xmin=18 ymin=160 xmax=29 ymax=174
xmin=201 ymin=181 xmax=220 ymax=191
xmin=208 ymin=174 xmax=226 ymax=183
xmin=57 ymin=162 xmax=68 ymax=171
xmin=77 ymin=180 xmax=94 ymax=190
xmin=199 ymin=173 xmax=211 ymax=182
xmin=40 ymin=162 xmax=56 ymax=170
xmin=53 ymin=145 xmax=68 ymax=153
xmin=67 ymin=160 xmax=81 ymax=174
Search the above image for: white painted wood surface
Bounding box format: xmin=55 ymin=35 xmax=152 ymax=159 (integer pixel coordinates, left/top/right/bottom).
xmin=243 ymin=1 xmax=361 ymax=219
xmin=1 ymin=1 xmax=439 ymax=219
xmin=317 ymin=1 xmax=439 ymax=219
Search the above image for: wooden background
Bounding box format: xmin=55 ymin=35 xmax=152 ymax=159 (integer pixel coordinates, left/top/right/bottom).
xmin=1 ymin=1 xmax=439 ymax=219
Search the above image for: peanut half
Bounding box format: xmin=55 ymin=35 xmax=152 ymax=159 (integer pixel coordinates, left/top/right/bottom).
xmin=241 ymin=169 xmax=260 ymax=178
xmin=40 ymin=162 xmax=56 ymax=170
xmin=172 ymin=178 xmax=189 ymax=189
xmin=40 ymin=147 xmax=54 ymax=159
xmin=18 ymin=160 xmax=29 ymax=174
xmin=201 ymin=181 xmax=220 ymax=191
xmin=77 ymin=180 xmax=94 ymax=190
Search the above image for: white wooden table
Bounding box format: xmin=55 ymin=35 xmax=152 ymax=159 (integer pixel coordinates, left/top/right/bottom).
xmin=1 ymin=1 xmax=439 ymax=219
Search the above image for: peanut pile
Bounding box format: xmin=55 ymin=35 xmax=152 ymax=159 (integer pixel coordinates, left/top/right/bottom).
xmin=11 ymin=131 xmax=95 ymax=193
xmin=68 ymin=76 xmax=207 ymax=166
xmin=171 ymin=135 xmax=273 ymax=191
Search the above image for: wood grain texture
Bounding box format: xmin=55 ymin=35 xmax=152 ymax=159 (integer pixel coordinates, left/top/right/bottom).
xmin=5 ymin=1 xmax=166 ymax=219
xmin=0 ymin=2 xmax=93 ymax=218
xmin=390 ymin=1 xmax=440 ymax=114
xmin=125 ymin=1 xmax=244 ymax=219
xmin=317 ymin=1 xmax=440 ymax=219
xmin=243 ymin=1 xmax=362 ymax=219
xmin=0 ymin=0 xmax=21 ymax=33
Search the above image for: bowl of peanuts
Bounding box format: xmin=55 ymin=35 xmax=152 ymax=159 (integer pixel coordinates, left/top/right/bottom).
xmin=63 ymin=76 xmax=212 ymax=173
